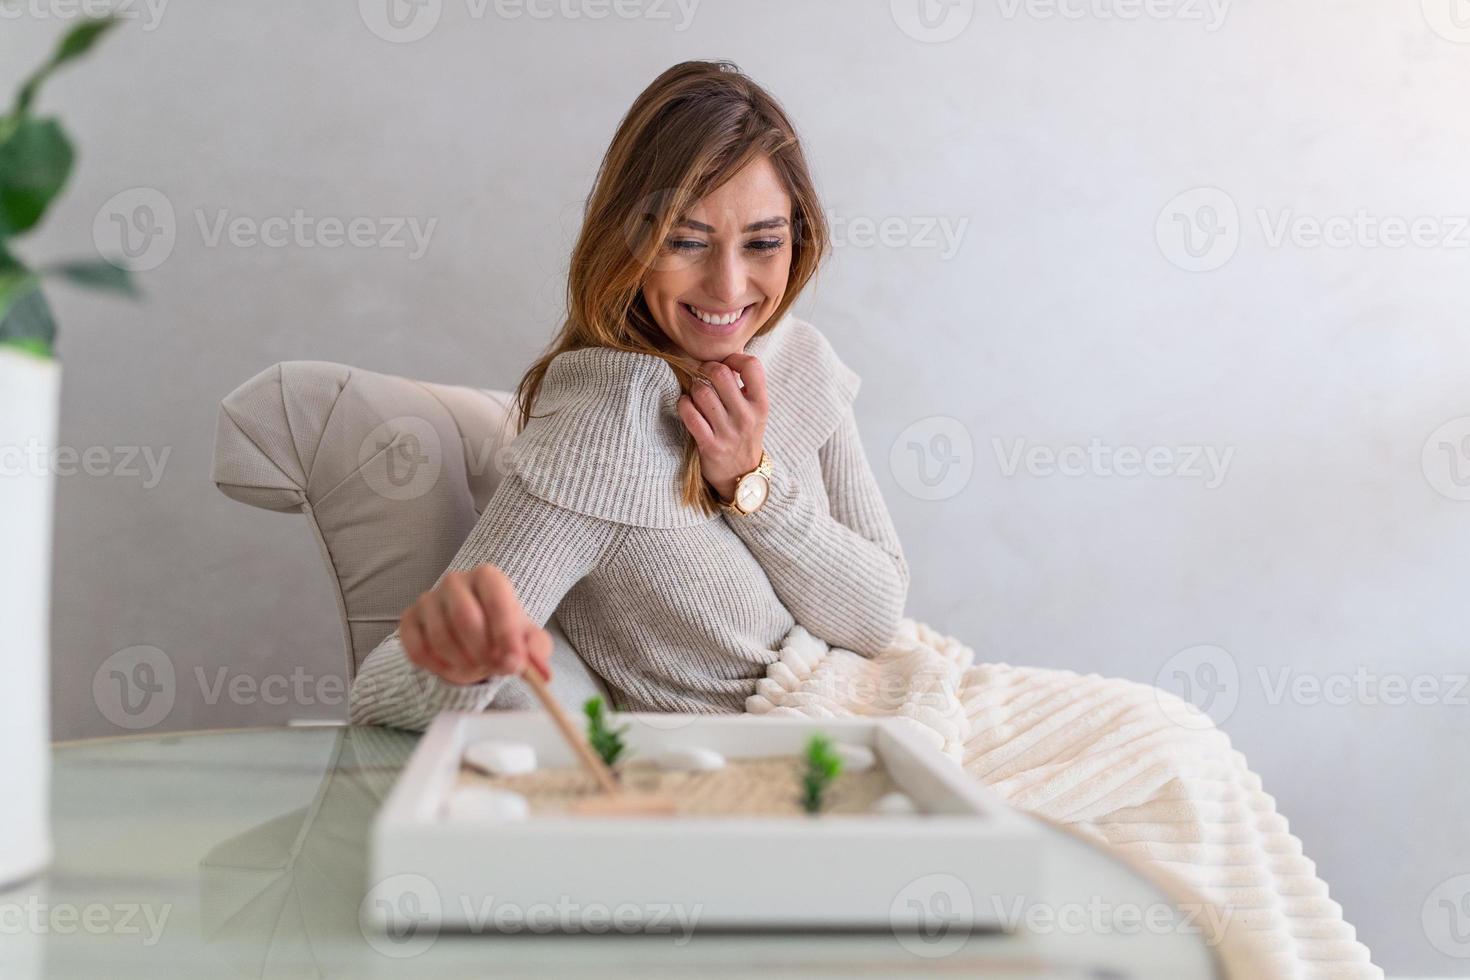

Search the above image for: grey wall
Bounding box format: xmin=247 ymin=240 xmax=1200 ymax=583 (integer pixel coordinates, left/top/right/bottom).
xmin=4 ymin=1 xmax=1466 ymax=973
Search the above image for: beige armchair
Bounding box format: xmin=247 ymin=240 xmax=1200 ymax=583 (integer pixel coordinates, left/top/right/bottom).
xmin=210 ymin=361 xmax=612 ymax=712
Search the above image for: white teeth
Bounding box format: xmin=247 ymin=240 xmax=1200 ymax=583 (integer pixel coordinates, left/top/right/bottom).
xmin=687 ymin=304 xmax=747 ymax=327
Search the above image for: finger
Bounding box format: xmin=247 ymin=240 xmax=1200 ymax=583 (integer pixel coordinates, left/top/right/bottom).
xmin=400 ymin=607 xmax=449 ymax=675
xmin=691 ymin=377 xmax=732 ymax=435
xmin=470 ymin=566 xmax=528 ymax=676
xmin=703 ymin=361 xmax=750 ymax=423
xmin=524 ymin=625 xmax=554 ymax=682
xmin=723 ymin=353 xmax=767 ymax=410
xmin=417 ymin=596 xmax=468 ymax=675
xmin=676 ymin=395 xmax=716 ymax=446
xmin=439 ymin=573 xmax=487 ymax=662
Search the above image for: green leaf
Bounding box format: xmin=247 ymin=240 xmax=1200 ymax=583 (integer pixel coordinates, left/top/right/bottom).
xmin=0 ymin=117 xmax=75 ymax=236
xmin=0 ymin=268 xmax=40 ymax=322
xmin=0 ymin=245 xmax=38 ymax=321
xmin=583 ymin=696 xmax=604 ymax=722
xmin=41 ymin=258 xmax=138 ymax=296
xmin=0 ymin=282 xmax=57 ymax=355
xmin=0 ymin=335 xmax=53 ymax=359
xmin=582 ymin=695 xmax=629 ymax=768
xmin=800 ymin=733 xmax=843 ymax=813
xmin=12 ymin=17 xmax=122 ymax=119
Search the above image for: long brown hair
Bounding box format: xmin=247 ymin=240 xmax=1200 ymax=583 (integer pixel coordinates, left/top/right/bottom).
xmin=513 ymin=60 xmax=830 ymax=516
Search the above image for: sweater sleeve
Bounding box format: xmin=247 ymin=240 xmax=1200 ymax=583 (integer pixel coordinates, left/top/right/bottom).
xmin=348 ymin=473 xmax=625 ymax=732
xmin=723 ymin=407 xmax=910 ymax=656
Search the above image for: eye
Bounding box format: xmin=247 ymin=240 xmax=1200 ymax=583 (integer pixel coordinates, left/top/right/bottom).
xmin=746 ymin=237 xmax=786 ymax=253
xmin=664 ymin=238 xmax=707 ymax=253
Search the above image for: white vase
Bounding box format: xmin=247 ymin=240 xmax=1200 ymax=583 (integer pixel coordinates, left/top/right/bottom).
xmin=0 ymin=347 xmax=57 ymax=887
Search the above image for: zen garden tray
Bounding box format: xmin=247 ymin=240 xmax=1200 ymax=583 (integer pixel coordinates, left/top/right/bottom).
xmin=369 ymin=711 xmax=1042 ymax=934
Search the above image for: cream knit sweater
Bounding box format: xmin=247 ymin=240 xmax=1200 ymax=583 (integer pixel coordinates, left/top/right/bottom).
xmin=348 ymin=314 xmax=909 ymax=731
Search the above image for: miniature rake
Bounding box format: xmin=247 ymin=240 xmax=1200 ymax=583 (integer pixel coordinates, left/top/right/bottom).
xmin=518 ymin=662 xmax=676 ymax=816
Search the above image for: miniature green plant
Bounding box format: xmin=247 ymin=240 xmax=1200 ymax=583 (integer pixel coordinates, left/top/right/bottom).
xmin=583 ymin=696 xmax=630 ymax=768
xmin=801 ymin=734 xmax=844 ymax=815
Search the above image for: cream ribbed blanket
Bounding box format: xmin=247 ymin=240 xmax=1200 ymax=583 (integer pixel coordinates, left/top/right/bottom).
xmin=747 ymin=619 xmax=1383 ymax=980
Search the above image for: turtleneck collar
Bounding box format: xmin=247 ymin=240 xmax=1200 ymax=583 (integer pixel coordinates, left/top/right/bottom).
xmin=503 ymin=312 xmax=861 ymax=528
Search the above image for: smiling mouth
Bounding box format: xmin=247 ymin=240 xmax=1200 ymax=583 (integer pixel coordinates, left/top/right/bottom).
xmin=683 ymin=302 xmax=755 ymax=333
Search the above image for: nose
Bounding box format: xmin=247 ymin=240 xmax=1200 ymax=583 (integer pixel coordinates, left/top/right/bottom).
xmin=702 ymin=243 xmax=747 ymax=309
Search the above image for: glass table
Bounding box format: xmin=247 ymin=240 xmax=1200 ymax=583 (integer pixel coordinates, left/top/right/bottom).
xmin=2 ymin=726 xmax=1223 ymax=978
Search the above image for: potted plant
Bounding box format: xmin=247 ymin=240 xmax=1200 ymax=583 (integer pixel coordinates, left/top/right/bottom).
xmin=0 ymin=17 xmax=134 ymax=887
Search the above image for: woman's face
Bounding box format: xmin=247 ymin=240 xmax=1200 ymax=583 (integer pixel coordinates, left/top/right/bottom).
xmin=641 ymin=155 xmax=794 ymax=363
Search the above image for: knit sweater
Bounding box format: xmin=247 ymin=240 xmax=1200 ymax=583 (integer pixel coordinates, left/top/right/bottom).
xmin=348 ymin=313 xmax=909 ymax=731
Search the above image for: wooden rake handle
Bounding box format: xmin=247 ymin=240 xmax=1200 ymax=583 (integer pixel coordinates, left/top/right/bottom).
xmin=519 ymin=662 xmax=621 ymax=795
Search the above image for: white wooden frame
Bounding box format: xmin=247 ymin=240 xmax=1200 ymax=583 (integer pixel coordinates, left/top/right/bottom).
xmin=370 ymin=711 xmax=1042 ymax=933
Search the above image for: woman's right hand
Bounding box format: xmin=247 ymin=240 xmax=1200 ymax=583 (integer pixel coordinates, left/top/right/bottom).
xmin=397 ymin=565 xmax=553 ymax=685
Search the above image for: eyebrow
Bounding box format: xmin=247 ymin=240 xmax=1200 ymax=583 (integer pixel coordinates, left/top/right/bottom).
xmin=675 ymin=217 xmax=790 ymax=233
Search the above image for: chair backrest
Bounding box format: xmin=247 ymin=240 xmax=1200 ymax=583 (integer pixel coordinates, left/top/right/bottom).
xmin=211 ymin=361 xmax=610 ymax=707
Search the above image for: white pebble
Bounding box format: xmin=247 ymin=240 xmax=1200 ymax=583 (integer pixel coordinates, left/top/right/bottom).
xmin=871 ymin=792 xmax=919 ymax=816
xmin=651 ymin=747 xmax=726 ymax=772
xmin=444 ymin=786 xmax=529 ymax=822
xmin=463 ymin=739 xmax=537 ymax=776
xmin=833 ymin=742 xmax=876 ymax=773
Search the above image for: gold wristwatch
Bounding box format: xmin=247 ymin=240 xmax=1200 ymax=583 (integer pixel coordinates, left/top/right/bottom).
xmin=721 ymin=450 xmax=774 ymax=516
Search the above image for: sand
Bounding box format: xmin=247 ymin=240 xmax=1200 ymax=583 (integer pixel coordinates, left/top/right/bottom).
xmin=457 ymin=754 xmax=899 ymax=817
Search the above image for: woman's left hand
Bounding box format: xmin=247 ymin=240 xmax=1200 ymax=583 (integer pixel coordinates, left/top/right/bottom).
xmin=676 ymin=353 xmax=768 ymax=504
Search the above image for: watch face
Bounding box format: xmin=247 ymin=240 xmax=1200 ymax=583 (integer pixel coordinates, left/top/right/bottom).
xmin=736 ymin=473 xmax=769 ymax=513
